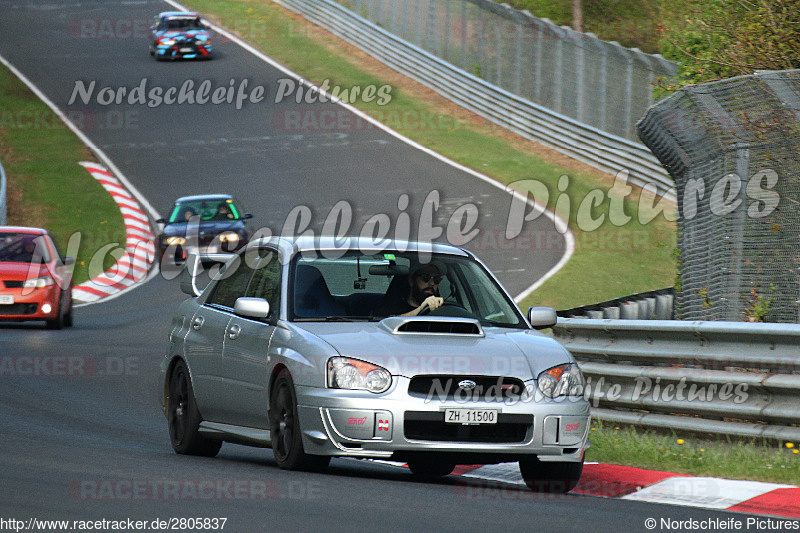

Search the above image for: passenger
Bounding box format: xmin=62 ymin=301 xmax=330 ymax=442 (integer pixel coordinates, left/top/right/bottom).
xmin=180 ymin=206 xmax=197 ymax=221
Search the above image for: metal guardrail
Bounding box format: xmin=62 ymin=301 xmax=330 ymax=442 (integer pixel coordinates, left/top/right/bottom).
xmin=278 ymin=0 xmax=676 ymax=199
xmin=558 ymin=287 xmax=674 ymax=320
xmin=0 ymin=158 xmax=6 ymax=225
xmin=553 ymin=318 xmax=800 ymax=441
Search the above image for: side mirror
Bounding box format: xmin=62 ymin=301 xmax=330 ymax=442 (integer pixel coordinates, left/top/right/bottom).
xmin=234 ymin=297 xmax=271 ymax=319
xmin=243 ymin=213 xmax=253 ymax=220
xmin=527 ymin=306 xmax=557 ymax=329
xmin=63 ymin=256 xmax=76 ymax=267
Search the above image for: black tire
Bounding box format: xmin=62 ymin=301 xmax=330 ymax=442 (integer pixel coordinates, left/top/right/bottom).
xmin=63 ymin=292 xmax=73 ymax=328
xmin=46 ymin=293 xmax=65 ymax=330
xmin=269 ymin=370 xmax=330 ymax=472
xmin=167 ymin=360 xmax=222 ymax=457
xmin=519 ymin=457 xmax=583 ymax=493
xmin=406 ymin=457 xmax=456 ymax=478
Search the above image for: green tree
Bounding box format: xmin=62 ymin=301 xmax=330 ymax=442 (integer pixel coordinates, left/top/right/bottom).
xmin=504 ymin=0 xmax=661 ymax=52
xmin=658 ymin=0 xmax=800 ymax=92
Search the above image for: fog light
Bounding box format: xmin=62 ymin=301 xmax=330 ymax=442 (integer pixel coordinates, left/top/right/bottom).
xmin=41 ymin=303 xmax=52 ymax=313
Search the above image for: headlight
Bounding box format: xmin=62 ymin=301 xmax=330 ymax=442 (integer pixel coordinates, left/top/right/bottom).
xmin=537 ymin=363 xmax=585 ymax=399
xmin=327 ymin=357 xmax=392 ymax=393
xmin=165 ymin=236 xmax=186 ymax=246
xmin=160 ymin=39 xmax=176 ymax=46
xmin=219 ymin=233 xmax=240 ymax=244
xmin=23 ymin=276 xmax=54 ymax=289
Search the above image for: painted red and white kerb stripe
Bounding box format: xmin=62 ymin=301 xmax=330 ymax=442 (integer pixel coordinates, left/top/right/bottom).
xmin=71 ymin=162 xmax=155 ymax=303
xmin=368 ymin=460 xmax=800 ymax=519
xmin=457 ymin=463 xmax=800 ymax=518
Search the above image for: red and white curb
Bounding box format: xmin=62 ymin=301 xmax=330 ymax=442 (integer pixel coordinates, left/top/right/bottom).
xmin=71 ymin=162 xmax=156 ymax=304
xmin=371 ymin=461 xmax=800 ymax=519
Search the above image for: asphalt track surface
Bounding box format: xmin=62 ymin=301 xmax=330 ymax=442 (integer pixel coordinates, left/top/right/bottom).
xmin=0 ymin=0 xmax=770 ymax=531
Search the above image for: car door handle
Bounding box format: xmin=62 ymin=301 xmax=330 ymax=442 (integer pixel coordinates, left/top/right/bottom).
xmin=228 ymin=324 xmax=241 ymax=340
xmin=192 ymin=316 xmax=205 ymax=330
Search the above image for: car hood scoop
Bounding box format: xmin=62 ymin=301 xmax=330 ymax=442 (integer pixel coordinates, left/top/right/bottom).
xmin=380 ymin=316 xmax=484 ymax=336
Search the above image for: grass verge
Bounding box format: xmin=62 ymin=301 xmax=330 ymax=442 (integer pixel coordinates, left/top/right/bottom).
xmin=587 ymin=420 xmax=800 ymax=485
xmin=0 ymin=63 xmax=125 ymax=285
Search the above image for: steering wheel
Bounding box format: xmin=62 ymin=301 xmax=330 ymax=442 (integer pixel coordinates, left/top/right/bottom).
xmin=419 ymin=302 xmax=473 ymax=318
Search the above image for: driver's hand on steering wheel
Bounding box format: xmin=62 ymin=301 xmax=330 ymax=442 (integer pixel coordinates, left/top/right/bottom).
xmin=416 ymin=296 xmax=444 ymax=315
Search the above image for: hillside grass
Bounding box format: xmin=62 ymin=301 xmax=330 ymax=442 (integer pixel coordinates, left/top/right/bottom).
xmin=0 ymin=64 xmax=125 ymax=285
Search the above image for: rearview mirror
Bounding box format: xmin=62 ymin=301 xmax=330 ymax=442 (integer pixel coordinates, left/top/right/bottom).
xmin=368 ymin=264 xmax=409 ymax=276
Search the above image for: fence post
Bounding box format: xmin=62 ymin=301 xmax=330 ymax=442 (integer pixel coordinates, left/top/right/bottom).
xmin=727 ymin=144 xmax=751 ymax=320
xmin=598 ymin=43 xmax=607 ymax=131
xmin=0 ymin=159 xmax=6 ymax=226
xmin=624 ymin=51 xmax=634 ymax=139
xmin=575 ymin=33 xmax=585 ymax=124
xmin=554 ymin=28 xmax=564 ymax=114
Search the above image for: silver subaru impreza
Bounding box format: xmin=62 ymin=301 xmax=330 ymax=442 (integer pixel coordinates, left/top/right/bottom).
xmin=161 ymin=236 xmax=590 ymax=492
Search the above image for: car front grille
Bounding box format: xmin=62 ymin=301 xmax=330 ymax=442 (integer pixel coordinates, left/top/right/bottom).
xmin=408 ymin=375 xmax=526 ymax=401
xmin=404 ymin=411 xmax=532 ymax=443
xmin=2 ymin=280 xmax=23 ymax=288
xmin=0 ymin=303 xmax=39 ymax=315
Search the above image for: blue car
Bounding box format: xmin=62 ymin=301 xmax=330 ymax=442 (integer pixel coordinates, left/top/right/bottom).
xmin=156 ymin=194 xmax=252 ymax=265
xmin=149 ymin=11 xmax=212 ymax=61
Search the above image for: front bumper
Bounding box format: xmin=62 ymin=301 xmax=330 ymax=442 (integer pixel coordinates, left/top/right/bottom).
xmin=295 ymin=377 xmax=590 ymax=463
xmin=156 ymin=42 xmax=211 ymax=59
xmin=159 ymin=243 xmax=242 ymax=264
xmin=0 ymin=286 xmax=61 ymax=322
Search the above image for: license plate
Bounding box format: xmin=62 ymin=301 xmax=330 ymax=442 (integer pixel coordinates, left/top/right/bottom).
xmin=0 ymin=295 xmax=13 ymax=304
xmin=179 ymin=47 xmax=192 ymax=53
xmin=444 ymin=408 xmax=498 ymax=425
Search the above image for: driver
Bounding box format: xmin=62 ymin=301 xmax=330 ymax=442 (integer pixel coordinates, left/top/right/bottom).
xmin=378 ymin=261 xmax=447 ymax=317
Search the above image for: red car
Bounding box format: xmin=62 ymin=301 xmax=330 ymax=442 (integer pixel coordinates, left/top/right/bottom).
xmin=0 ymin=227 xmax=75 ymax=329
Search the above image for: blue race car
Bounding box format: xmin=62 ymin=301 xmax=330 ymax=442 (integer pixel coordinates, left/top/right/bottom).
xmin=149 ymin=11 xmax=212 ymax=61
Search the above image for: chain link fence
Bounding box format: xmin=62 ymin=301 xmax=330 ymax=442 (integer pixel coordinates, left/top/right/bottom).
xmin=336 ymin=0 xmax=676 ymax=142
xmin=638 ymin=70 xmax=800 ymax=323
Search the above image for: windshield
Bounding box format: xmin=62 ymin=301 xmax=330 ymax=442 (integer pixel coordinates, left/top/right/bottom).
xmin=291 ymin=251 xmax=525 ymax=327
xmin=0 ymin=233 xmax=51 ymax=264
xmin=168 ymin=198 xmax=242 ymax=223
xmin=160 ymin=17 xmax=204 ymax=31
